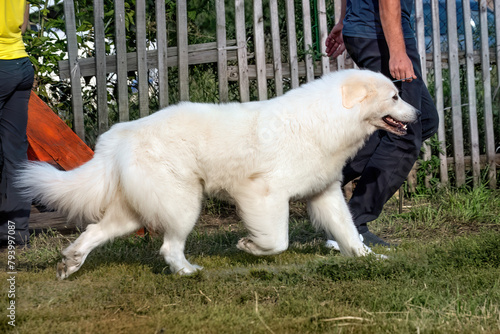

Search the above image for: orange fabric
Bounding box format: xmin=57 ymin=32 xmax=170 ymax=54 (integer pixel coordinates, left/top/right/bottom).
xmin=27 ymin=91 xmax=93 ymax=170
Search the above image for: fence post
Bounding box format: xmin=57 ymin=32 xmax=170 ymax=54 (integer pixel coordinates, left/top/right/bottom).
xmin=430 ymin=0 xmax=448 ymax=186
xmin=318 ymin=0 xmax=331 ymax=74
xmin=414 ymin=0 xmax=427 ymax=191
xmin=479 ymin=0 xmax=497 ymax=188
xmin=216 ymin=0 xmax=229 ymax=102
xmin=447 ymin=0 xmax=466 ymax=187
xmin=177 ymin=0 xmax=189 ymax=101
xmin=462 ymin=0 xmax=481 ymax=187
xmin=114 ymin=0 xmax=129 ymax=122
xmin=156 ymin=0 xmax=169 ymax=109
xmin=302 ymin=0 xmax=315 ymax=82
xmin=269 ymin=0 xmax=284 ymax=96
xmin=235 ymin=0 xmax=250 ymax=102
xmin=253 ymin=0 xmax=268 ymax=100
xmin=285 ymin=0 xmax=299 ymax=88
xmin=63 ymin=0 xmax=85 ymax=141
xmin=94 ymin=0 xmax=108 ymax=134
xmin=136 ymin=0 xmax=149 ymax=117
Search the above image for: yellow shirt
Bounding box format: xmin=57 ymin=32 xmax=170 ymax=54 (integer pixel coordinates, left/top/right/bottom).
xmin=0 ymin=0 xmax=28 ymax=59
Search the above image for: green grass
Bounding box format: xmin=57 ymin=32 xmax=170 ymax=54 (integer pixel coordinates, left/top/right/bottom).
xmin=1 ymin=186 xmax=500 ymax=333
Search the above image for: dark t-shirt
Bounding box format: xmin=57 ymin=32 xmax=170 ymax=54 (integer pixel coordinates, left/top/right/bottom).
xmin=342 ymin=0 xmax=415 ymax=39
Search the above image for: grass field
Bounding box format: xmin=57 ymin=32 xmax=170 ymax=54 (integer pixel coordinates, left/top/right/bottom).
xmin=1 ymin=186 xmax=500 ymax=333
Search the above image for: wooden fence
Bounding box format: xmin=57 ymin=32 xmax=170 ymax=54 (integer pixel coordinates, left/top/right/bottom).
xmin=58 ymin=0 xmax=499 ymax=189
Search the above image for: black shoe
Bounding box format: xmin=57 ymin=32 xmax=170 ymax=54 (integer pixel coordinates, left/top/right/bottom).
xmin=360 ymin=231 xmax=396 ymax=248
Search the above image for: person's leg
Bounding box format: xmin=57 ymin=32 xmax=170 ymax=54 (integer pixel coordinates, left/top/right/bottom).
xmin=0 ymin=58 xmax=34 ymax=245
xmin=341 ymin=37 xmax=437 ymax=242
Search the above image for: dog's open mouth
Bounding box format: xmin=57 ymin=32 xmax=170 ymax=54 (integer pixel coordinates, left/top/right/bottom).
xmin=382 ymin=116 xmax=408 ymax=135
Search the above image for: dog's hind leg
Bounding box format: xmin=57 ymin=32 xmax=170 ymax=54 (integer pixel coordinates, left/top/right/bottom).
xmin=307 ymin=182 xmax=370 ymax=257
xmin=160 ymin=229 xmax=202 ymax=275
xmin=234 ymin=182 xmax=290 ymax=256
xmin=157 ymin=186 xmax=204 ymax=275
xmin=57 ymin=199 xmax=141 ymax=279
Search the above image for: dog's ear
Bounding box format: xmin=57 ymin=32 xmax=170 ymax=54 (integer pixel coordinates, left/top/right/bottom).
xmin=341 ymin=81 xmax=368 ymax=109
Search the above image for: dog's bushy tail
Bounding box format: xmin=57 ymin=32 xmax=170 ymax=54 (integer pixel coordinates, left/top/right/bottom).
xmin=16 ymin=157 xmax=117 ymax=223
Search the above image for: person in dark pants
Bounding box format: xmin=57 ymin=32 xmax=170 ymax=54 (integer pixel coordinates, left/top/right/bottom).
xmin=0 ymin=0 xmax=34 ymax=247
xmin=326 ymin=0 xmax=439 ymax=247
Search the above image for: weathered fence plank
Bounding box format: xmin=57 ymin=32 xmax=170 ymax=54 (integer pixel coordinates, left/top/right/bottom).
xmin=156 ymin=0 xmax=168 ymax=109
xmin=431 ymin=0 xmax=448 ymax=186
xmin=136 ymin=0 xmax=149 ymax=117
xmin=285 ymin=0 xmax=299 ymax=88
xmin=462 ymin=0 xmax=481 ymax=187
xmin=496 ymin=0 xmax=500 ymax=120
xmin=479 ymin=0 xmax=497 ymax=188
xmin=235 ymin=0 xmax=249 ymax=102
xmin=94 ymin=0 xmax=107 ymax=134
xmin=253 ymin=0 xmax=268 ymax=100
xmin=415 ymin=0 xmax=431 ymax=189
xmin=269 ymin=0 xmax=283 ymax=96
xmin=302 ymin=0 xmax=314 ymax=82
xmin=227 ymin=60 xmax=338 ymax=81
xmin=63 ymin=0 xmax=84 ymax=141
xmin=59 ymin=41 xmax=239 ymax=79
xmin=216 ymin=0 xmax=229 ymax=102
xmin=447 ymin=0 xmax=466 ymax=186
xmin=318 ymin=0 xmax=330 ymax=73
xmin=415 ymin=0 xmax=426 ymax=83
xmin=177 ymin=0 xmax=189 ymax=101
xmin=114 ymin=0 xmax=129 ymax=122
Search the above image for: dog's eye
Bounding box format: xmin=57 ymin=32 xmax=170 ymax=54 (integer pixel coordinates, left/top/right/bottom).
xmin=392 ymin=94 xmax=399 ymax=101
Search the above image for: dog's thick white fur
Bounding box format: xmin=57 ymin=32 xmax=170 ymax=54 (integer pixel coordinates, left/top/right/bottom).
xmin=16 ymin=69 xmax=418 ymax=279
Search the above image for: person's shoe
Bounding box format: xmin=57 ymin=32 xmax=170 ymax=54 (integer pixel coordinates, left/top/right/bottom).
xmin=360 ymin=231 xmax=397 ymax=249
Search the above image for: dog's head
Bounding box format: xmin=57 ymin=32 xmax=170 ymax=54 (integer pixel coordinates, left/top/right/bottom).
xmin=341 ymin=70 xmax=419 ymax=136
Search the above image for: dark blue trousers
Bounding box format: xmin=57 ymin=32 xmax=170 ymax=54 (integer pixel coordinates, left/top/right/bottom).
xmin=342 ymin=36 xmax=439 ymax=234
xmin=0 ymin=57 xmax=34 ymax=245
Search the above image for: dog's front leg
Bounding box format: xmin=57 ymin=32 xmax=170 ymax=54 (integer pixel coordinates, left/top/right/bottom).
xmin=307 ymin=182 xmax=370 ymax=257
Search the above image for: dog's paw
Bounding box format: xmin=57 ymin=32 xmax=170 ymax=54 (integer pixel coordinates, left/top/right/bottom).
xmin=56 ymin=256 xmax=82 ymax=280
xmin=236 ymin=237 xmax=255 ymax=253
xmin=176 ymin=264 xmax=203 ymax=275
xmin=237 ymin=237 xmax=287 ymax=255
xmin=56 ymin=259 xmax=69 ymax=280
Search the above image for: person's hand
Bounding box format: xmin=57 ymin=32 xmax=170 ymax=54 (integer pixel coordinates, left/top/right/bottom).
xmin=325 ymin=23 xmax=345 ymax=59
xmin=389 ymin=51 xmax=416 ymax=82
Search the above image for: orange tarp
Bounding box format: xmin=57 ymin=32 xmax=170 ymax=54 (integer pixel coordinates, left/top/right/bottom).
xmin=27 ymin=91 xmax=93 ymax=170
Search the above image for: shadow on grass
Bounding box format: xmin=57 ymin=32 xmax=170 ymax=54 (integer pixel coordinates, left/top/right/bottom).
xmin=14 ymin=217 xmax=332 ymax=278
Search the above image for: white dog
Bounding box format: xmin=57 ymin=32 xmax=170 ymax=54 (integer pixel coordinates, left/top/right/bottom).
xmin=16 ymin=69 xmax=418 ymax=279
